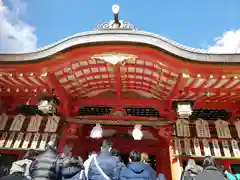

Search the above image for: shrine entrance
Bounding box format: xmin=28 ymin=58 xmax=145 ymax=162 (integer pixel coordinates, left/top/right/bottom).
xmin=68 ymin=124 xmax=171 ymax=179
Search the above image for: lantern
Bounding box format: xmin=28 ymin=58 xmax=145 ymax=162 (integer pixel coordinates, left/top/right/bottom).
xmin=38 ymin=99 xmax=57 ymax=114
xmin=177 ymin=103 xmax=192 ymax=118
xmin=90 ymin=123 xmax=103 ymax=139
xmin=132 ymin=124 xmax=143 ymax=140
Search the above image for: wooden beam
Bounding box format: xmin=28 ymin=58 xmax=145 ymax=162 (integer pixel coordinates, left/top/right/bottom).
xmin=168 ymin=74 xmax=188 ymax=107
xmin=67 ymin=117 xmax=173 ymax=126
xmin=77 ymin=98 xmax=168 ymax=107
xmin=84 ymin=125 xmax=160 ymax=139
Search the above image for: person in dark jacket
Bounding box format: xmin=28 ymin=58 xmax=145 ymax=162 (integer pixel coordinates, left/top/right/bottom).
xmin=195 ymin=156 xmax=226 ymax=180
xmin=61 ymin=156 xmax=85 ymax=180
xmin=0 ymin=166 xmax=8 ymax=178
xmin=29 ymin=142 xmax=60 ymax=180
xmin=181 ymin=159 xmax=202 ymax=180
xmin=87 ymin=140 xmax=121 ymax=180
xmin=112 ymin=149 xmax=125 ymax=172
xmin=120 ymin=151 xmax=152 ymax=180
xmin=140 ymin=152 xmax=156 ymax=180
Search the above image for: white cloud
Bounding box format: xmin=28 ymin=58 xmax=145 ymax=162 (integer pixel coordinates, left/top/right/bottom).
xmin=0 ymin=0 xmax=37 ymax=53
xmin=207 ymin=29 xmax=240 ymax=54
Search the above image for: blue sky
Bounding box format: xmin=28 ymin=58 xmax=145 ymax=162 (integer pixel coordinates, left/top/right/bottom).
xmin=0 ymin=0 xmax=240 ymax=53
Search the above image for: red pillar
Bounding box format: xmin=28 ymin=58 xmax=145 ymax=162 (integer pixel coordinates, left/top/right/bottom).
xmin=58 ymin=123 xmax=69 ymax=153
xmin=224 ymin=160 xmax=231 ymax=172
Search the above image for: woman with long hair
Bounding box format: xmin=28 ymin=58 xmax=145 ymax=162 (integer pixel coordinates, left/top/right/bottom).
xmin=140 ymin=152 xmax=156 ymax=180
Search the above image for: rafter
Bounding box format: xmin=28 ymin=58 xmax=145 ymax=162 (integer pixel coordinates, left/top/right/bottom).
xmin=168 ymin=73 xmax=188 ymax=107
xmin=115 ymin=64 xmax=122 ymax=98
xmin=45 ymin=73 xmax=72 ymax=116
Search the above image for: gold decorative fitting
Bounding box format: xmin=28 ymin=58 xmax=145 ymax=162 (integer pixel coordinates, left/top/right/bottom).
xmin=41 ymin=72 xmax=48 ymax=77
xmin=182 ymin=73 xmax=189 ymax=78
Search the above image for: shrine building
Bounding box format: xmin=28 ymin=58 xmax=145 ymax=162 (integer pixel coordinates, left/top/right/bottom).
xmin=0 ymin=4 xmax=240 ymax=180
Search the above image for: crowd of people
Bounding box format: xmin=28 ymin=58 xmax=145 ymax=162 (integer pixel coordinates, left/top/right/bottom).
xmin=181 ymin=156 xmax=240 ymax=180
xmin=0 ymin=140 xmax=166 ymax=180
xmin=1 ymin=139 xmax=240 ymax=180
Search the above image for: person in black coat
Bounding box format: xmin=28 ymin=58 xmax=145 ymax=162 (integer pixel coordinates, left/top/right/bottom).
xmin=60 ymin=156 xmax=85 ymax=180
xmin=29 ymin=142 xmax=60 ymax=180
xmin=195 ymin=156 xmax=226 ymax=180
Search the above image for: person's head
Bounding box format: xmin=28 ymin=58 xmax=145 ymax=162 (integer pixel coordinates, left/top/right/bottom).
xmin=23 ymin=149 xmax=38 ymax=160
xmin=101 ymin=140 xmax=113 ymax=152
xmin=129 ymin=151 xmax=140 ymax=163
xmin=112 ymin=149 xmax=120 ymax=157
xmin=202 ymin=156 xmax=216 ymax=168
xmin=187 ymin=159 xmax=196 ymax=166
xmin=46 ymin=140 xmax=57 ymax=151
xmin=140 ymin=152 xmax=149 ymax=163
xmin=63 ymin=141 xmax=73 ymax=156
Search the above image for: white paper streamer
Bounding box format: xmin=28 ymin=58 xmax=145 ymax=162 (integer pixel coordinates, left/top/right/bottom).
xmin=231 ymin=140 xmax=240 ymax=157
xmin=176 ymin=119 xmax=190 ymax=137
xmin=13 ymin=132 xmax=24 ymax=148
xmin=30 ymin=133 xmax=40 ymax=149
xmin=5 ymin=132 xmax=15 ymax=148
xmin=27 ymin=115 xmax=43 ymax=132
xmin=193 ymin=139 xmax=201 ymax=156
xmin=184 ymin=139 xmax=192 ymax=155
xmin=0 ymin=132 xmax=8 ymax=147
xmin=234 ymin=121 xmax=240 ymax=139
xmin=0 ymin=114 xmax=8 ymax=131
xmin=48 ymin=134 xmax=57 ymax=146
xmin=215 ymin=119 xmax=231 ymax=138
xmin=212 ymin=140 xmax=222 ymax=157
xmin=10 ymin=114 xmax=25 ymax=131
xmin=222 ymin=140 xmax=231 ymax=157
xmin=195 ymin=119 xmax=211 ymax=138
xmin=174 ymin=139 xmax=182 ymax=155
xmin=39 ymin=133 xmax=48 ymax=150
xmin=202 ymin=139 xmax=212 ymax=156
xmin=22 ymin=133 xmax=32 ymax=149
xmin=44 ymin=116 xmax=60 ymax=132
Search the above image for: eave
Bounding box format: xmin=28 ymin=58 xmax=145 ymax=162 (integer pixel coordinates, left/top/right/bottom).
xmin=0 ymin=30 xmax=239 ymax=63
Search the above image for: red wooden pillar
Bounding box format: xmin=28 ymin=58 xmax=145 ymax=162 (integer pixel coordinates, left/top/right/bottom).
xmin=156 ymin=150 xmax=163 ymax=174
xmin=72 ymin=124 xmax=85 ymax=157
xmin=58 ymin=122 xmax=79 ymax=154
xmin=224 ymin=160 xmax=231 ymax=172
xmin=58 ymin=123 xmax=69 ymax=153
xmin=156 ymin=125 xmax=174 ymax=180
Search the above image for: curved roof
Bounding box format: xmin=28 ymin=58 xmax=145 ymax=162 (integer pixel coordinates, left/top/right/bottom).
xmin=0 ymin=20 xmax=240 ymax=114
xmin=0 ymin=23 xmax=239 ymax=63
